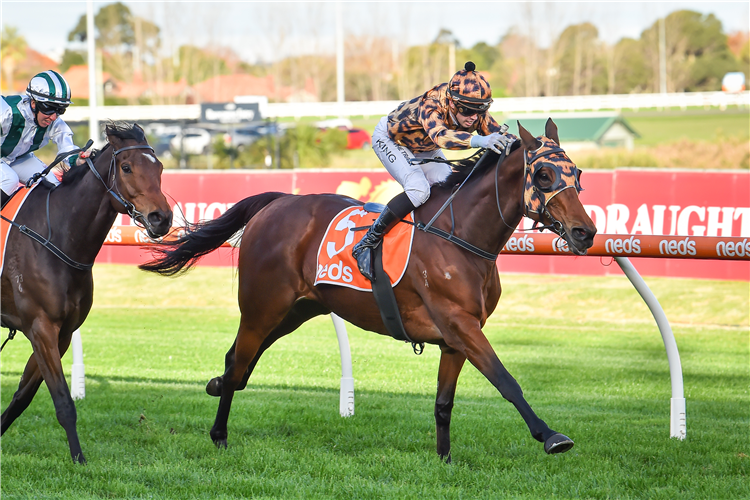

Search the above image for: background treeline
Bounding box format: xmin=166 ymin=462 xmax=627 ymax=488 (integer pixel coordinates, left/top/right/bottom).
xmin=2 ymin=3 xmax=748 ymax=103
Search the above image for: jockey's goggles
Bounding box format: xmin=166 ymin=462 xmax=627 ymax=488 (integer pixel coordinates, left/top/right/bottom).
xmin=35 ymin=100 xmax=67 ymax=116
xmin=449 ymin=90 xmax=493 ymax=116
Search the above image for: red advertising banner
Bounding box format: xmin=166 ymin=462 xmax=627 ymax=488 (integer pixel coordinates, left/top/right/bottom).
xmin=97 ymin=169 xmax=750 ymax=280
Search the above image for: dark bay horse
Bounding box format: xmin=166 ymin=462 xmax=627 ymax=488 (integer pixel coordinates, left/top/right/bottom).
xmin=1 ymin=122 xmax=173 ymax=463
xmin=141 ymin=119 xmax=596 ymax=461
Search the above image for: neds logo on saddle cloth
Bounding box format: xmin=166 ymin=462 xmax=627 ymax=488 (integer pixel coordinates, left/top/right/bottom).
xmin=315 ymin=206 xmax=415 ymax=291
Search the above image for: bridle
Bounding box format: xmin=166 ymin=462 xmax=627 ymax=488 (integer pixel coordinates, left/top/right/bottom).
xmin=1 ymin=143 xmax=157 ymax=272
xmin=86 ymin=143 xmax=155 ymax=232
xmin=495 ymin=139 xmax=583 ymax=239
xmin=412 ymin=137 xmax=583 ymax=261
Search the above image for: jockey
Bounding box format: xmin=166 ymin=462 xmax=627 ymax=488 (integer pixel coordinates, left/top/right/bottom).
xmin=352 ymin=61 xmax=516 ymax=281
xmin=1 ymin=70 xmax=89 ymax=205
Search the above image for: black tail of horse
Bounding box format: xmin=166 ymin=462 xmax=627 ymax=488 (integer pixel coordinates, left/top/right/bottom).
xmin=140 ymin=192 xmax=288 ymax=276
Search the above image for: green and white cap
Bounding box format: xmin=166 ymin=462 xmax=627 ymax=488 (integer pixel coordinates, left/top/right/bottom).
xmin=26 ymin=70 xmax=73 ymax=105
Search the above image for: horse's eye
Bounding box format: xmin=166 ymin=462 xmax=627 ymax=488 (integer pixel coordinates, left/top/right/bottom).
xmin=121 ymin=163 xmax=132 ymax=174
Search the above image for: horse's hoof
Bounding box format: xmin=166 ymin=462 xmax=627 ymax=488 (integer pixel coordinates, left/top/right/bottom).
xmin=206 ymin=377 xmax=222 ymax=397
xmin=213 ymin=438 xmax=227 ymax=449
xmin=544 ymin=433 xmax=574 ymax=454
xmin=72 ymin=453 xmax=87 ymax=465
xmin=439 ymin=452 xmax=452 ymax=464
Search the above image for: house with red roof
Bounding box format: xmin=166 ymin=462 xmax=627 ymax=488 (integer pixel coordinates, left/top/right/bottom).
xmin=191 ymin=73 xmax=318 ymax=103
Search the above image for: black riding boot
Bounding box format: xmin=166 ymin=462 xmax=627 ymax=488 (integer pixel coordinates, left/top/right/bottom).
xmin=352 ymin=192 xmax=416 ymax=281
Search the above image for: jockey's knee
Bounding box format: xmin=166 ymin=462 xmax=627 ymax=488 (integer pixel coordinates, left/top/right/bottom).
xmin=45 ymin=171 xmax=61 ymax=186
xmin=1 ymin=168 xmax=20 ymax=196
xmin=404 ymin=187 xmax=430 ymax=208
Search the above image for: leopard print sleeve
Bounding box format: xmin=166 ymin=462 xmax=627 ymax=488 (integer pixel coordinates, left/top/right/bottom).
xmin=479 ymin=114 xmax=519 ymax=142
xmin=419 ymin=97 xmax=473 ymax=150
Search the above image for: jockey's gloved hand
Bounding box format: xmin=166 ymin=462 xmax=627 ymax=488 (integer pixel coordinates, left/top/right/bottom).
xmin=470 ymin=133 xmax=510 ymax=153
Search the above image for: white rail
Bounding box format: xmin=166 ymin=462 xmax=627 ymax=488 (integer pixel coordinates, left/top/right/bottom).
xmin=62 ymin=91 xmax=749 ymax=123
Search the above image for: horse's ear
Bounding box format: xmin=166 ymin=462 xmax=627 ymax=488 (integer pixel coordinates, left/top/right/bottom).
xmin=545 ymin=118 xmax=560 ymax=145
xmin=517 ymin=121 xmax=542 ymax=151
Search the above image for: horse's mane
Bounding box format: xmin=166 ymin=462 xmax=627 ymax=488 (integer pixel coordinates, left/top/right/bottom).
xmin=436 ymin=139 xmax=522 ymax=189
xmin=60 ymin=121 xmax=145 ymax=185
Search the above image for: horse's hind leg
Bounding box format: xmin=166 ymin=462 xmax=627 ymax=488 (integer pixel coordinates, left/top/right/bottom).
xmin=207 ymin=299 xmax=329 ymax=397
xmin=435 ymin=346 xmax=466 ymax=463
xmin=209 ymin=292 xmax=318 ymax=448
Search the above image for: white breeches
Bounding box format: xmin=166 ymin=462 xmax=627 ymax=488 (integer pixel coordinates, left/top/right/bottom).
xmin=371 ymin=116 xmax=452 ymax=207
xmin=1 ymin=153 xmax=60 ymax=195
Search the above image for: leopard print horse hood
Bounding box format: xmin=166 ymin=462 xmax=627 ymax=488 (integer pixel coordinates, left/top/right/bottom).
xmin=523 ymin=137 xmax=583 ymax=219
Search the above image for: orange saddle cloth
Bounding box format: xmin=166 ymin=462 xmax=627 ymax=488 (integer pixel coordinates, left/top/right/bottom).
xmin=1 ymin=185 xmax=37 ymax=274
xmin=315 ymin=206 xmax=414 ymax=292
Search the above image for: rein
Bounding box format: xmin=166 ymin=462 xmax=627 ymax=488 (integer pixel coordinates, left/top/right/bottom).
xmin=0 ymin=143 xmax=155 ymax=271
xmin=414 ymin=139 xmax=580 ymax=260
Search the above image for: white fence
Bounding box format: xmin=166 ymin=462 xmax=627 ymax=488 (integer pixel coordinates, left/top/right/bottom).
xmin=63 ymin=91 xmax=750 ymax=123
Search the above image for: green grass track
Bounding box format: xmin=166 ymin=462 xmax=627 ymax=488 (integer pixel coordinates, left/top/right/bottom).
xmin=1 ymin=266 xmax=748 ymax=499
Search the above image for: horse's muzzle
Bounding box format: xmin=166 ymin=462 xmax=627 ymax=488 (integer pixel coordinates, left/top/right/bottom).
xmin=567 ymin=225 xmax=596 ymax=255
xmin=146 ymin=210 xmax=173 ymax=238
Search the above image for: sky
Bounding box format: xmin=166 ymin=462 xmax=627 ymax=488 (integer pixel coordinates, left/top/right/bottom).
xmin=2 ymin=1 xmax=749 ymax=64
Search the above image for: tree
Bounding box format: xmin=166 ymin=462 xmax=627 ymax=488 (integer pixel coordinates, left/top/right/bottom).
xmin=68 ymin=2 xmax=160 ymax=85
xmin=59 ymin=50 xmax=86 ymax=73
xmin=174 ymin=46 xmax=230 ymax=86
xmin=555 ymin=22 xmax=607 ymax=95
xmin=607 ymin=38 xmax=649 ymax=94
xmin=740 ymin=39 xmax=750 ymax=82
xmin=460 ymin=42 xmax=500 ymax=73
xmin=1 ymin=25 xmax=27 ymax=93
xmin=641 ymin=10 xmax=739 ymax=92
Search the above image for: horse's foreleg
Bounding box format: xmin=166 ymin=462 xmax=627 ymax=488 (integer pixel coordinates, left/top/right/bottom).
xmin=28 ymin=322 xmax=86 ymax=464
xmin=435 ymin=347 xmax=466 ymax=463
xmin=1 ymin=353 xmax=44 ymax=434
xmin=456 ymin=322 xmax=574 ymax=455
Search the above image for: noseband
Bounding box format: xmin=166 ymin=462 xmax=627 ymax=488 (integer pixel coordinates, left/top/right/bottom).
xmin=86 ymin=144 xmax=155 ymax=230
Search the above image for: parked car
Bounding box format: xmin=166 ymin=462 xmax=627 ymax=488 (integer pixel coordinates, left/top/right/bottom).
xmin=345 ymin=127 xmax=371 ymax=150
xmin=152 ymin=133 xmax=176 ymax=160
xmin=722 ymin=72 xmax=746 ymax=93
xmin=317 ymin=126 xmax=371 ymax=150
xmin=170 ymin=128 xmax=213 ymax=155
xmin=223 ymin=123 xmax=281 ymax=152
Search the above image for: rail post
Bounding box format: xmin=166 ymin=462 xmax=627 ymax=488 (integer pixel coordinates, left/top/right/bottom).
xmin=70 ymin=329 xmax=86 ymax=400
xmin=615 ymin=257 xmax=686 ymax=439
xmin=331 ymin=313 xmax=355 ymax=417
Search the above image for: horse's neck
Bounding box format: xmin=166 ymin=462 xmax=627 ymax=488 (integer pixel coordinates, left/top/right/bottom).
xmin=449 ymin=152 xmax=525 ymax=256
xmin=49 ymin=157 xmax=120 ymax=264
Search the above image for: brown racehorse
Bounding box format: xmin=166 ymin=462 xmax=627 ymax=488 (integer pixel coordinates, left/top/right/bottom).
xmin=1 ymin=122 xmax=173 ymax=463
xmin=141 ymin=119 xmax=596 ymax=461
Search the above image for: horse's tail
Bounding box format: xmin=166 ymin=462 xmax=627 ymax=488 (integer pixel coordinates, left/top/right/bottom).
xmin=140 ymin=191 xmax=288 ymax=276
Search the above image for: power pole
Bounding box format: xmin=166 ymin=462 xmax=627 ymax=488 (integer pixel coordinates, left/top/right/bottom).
xmin=659 ymin=16 xmax=667 ymax=94
xmin=87 ymin=0 xmax=101 ymax=146
xmin=336 ymin=2 xmax=345 ymax=104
